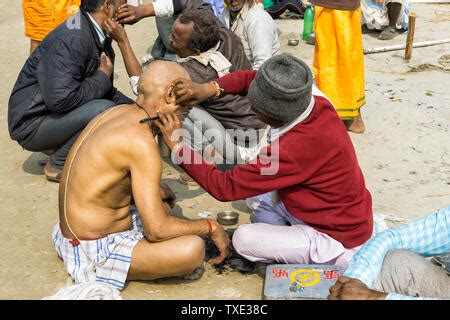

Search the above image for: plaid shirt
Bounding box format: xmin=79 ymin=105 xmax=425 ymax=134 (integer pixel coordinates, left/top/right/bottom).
xmin=344 ymin=206 xmax=450 ymax=300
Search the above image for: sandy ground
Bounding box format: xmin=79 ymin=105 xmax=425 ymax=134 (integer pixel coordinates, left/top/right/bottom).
xmin=0 ymin=2 xmax=448 ymax=300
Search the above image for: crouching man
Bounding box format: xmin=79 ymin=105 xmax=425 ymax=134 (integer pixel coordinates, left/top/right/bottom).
xmin=156 ymin=54 xmax=373 ymax=269
xmin=53 ymin=60 xmax=229 ymax=289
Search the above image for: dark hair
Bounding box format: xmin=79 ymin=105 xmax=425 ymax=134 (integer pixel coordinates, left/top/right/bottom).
xmin=178 ymin=10 xmax=220 ymax=53
xmin=81 ymin=0 xmax=115 ymax=13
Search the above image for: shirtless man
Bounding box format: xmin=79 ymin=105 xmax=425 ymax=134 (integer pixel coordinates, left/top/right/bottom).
xmin=52 ymin=60 xmax=230 ymax=290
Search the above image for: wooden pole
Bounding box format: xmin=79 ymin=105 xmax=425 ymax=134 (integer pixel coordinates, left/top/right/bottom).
xmin=405 ymin=13 xmax=417 ymax=60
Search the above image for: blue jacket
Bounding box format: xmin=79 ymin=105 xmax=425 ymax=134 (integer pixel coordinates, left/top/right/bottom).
xmin=8 ymin=9 xmax=119 ymax=144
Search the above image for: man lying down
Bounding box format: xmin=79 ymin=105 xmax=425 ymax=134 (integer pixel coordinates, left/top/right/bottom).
xmin=53 ymin=60 xmax=230 ymax=289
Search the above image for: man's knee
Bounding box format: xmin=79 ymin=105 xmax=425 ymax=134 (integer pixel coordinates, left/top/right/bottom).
xmin=73 ymin=99 xmax=116 ymax=127
xmin=232 ymin=224 xmax=258 ymax=256
xmin=378 ymin=249 xmax=450 ymax=298
xmin=382 ymin=250 xmax=420 ymax=270
xmin=379 ymin=249 xmax=424 ymax=281
xmin=182 ymin=235 xmax=205 ymax=267
xmin=86 ymin=99 xmax=116 ymax=115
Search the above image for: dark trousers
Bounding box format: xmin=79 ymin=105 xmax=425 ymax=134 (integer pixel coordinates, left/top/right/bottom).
xmin=22 ymin=94 xmax=133 ymax=169
xmin=266 ymin=0 xmax=304 ymax=19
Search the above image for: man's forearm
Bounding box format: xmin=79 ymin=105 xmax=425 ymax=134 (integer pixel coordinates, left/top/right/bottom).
xmin=163 ymin=215 xmax=212 ymax=239
xmin=145 ymin=203 xmax=212 ymax=242
xmin=343 ymin=230 xmax=398 ymax=287
xmin=117 ymin=39 xmax=141 ymax=77
xmin=139 ymin=4 xmax=156 ymax=17
xmin=216 ymin=70 xmax=257 ymax=96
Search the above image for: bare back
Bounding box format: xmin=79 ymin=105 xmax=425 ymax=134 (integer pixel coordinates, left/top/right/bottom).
xmin=58 ymin=104 xmax=161 ymax=240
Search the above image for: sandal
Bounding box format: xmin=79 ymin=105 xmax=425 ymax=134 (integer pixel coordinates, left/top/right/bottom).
xmin=44 ymin=161 xmax=63 ymax=183
xmin=378 ymin=26 xmax=400 ymax=40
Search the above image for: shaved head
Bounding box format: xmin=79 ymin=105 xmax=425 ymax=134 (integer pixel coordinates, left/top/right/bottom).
xmin=136 ymin=60 xmax=191 ymax=117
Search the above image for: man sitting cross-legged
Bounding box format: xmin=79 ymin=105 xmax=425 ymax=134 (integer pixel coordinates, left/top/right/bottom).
xmin=53 ymin=60 xmax=229 ymax=290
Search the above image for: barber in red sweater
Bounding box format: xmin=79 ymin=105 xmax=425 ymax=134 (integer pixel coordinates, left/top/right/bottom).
xmin=156 ymin=54 xmax=373 ymax=268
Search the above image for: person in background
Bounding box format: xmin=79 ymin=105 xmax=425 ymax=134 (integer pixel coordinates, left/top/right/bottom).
xmin=312 ymin=0 xmax=366 ymax=133
xmin=22 ymin=0 xmax=81 ymax=54
xmin=329 ymin=207 xmax=449 ymax=300
xmin=204 ymin=0 xmax=225 ymax=16
xmin=361 ymin=0 xmax=409 ymax=40
xmin=108 ymin=9 xmax=266 ymax=184
xmin=170 ymin=10 xmax=267 ymax=169
xmin=221 ymin=0 xmax=280 ymax=69
xmin=264 ymin=0 xmax=305 ymax=19
xmin=115 ymin=0 xmax=215 ymax=60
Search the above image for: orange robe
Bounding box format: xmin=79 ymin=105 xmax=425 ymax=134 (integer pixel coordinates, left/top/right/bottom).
xmin=313 ymin=6 xmax=366 ymax=120
xmin=22 ymin=0 xmax=81 ymax=41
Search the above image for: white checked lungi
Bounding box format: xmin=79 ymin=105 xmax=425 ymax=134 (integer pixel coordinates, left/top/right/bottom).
xmin=52 ymin=206 xmax=144 ymax=290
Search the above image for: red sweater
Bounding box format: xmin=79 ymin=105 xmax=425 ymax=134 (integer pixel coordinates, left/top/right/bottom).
xmin=178 ymin=71 xmax=373 ymax=248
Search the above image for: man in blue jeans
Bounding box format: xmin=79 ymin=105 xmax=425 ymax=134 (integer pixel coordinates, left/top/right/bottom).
xmin=8 ymin=0 xmax=132 ymax=182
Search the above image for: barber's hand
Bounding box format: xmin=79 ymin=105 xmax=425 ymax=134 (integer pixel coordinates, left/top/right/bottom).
xmin=328 ymin=276 xmax=387 ymax=300
xmin=209 ymin=221 xmax=230 ymax=265
xmin=174 ymin=79 xmax=217 ymax=106
xmin=103 ymin=18 xmax=128 ymax=44
xmin=154 ymin=112 xmax=184 ymax=150
xmin=115 ymin=4 xmax=146 ymax=25
xmin=160 ymin=183 xmax=176 ymax=208
xmin=98 ymin=52 xmax=114 ymax=77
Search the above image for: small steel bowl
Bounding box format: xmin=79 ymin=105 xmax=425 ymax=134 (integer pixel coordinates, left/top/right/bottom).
xmin=217 ymin=211 xmax=239 ymax=226
xmin=288 ymin=39 xmax=299 ymax=46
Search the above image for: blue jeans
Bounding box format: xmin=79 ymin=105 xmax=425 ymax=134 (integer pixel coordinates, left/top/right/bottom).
xmin=22 ymin=97 xmax=131 ymax=168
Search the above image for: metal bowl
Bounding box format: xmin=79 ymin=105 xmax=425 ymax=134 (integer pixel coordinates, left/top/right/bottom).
xmin=288 ymin=39 xmax=299 ymax=46
xmin=217 ymin=211 xmax=239 ymax=226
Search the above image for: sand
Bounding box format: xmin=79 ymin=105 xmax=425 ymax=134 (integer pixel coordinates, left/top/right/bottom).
xmin=0 ymin=1 xmax=448 ymax=299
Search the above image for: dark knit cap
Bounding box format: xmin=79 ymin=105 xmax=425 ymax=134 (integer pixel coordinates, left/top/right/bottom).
xmin=248 ymin=53 xmax=313 ymax=122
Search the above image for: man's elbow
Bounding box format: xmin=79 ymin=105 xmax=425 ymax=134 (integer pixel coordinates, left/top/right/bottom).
xmin=210 ymin=192 xmax=236 ymax=202
xmin=144 ymin=230 xmax=164 ymax=242
xmin=252 ymin=55 xmax=271 ymax=70
xmin=143 ymin=223 xmax=167 ymax=242
xmin=45 ymin=95 xmax=77 ymax=113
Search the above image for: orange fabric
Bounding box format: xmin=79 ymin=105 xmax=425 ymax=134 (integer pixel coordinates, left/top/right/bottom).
xmin=22 ymin=0 xmax=81 ymax=41
xmin=313 ymin=6 xmax=365 ymax=120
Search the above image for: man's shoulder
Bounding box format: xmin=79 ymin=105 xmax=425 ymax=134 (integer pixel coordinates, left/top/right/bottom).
xmin=88 ymin=105 xmax=156 ymax=147
xmin=246 ymin=4 xmax=274 ymax=22
xmin=46 ymin=12 xmax=94 ymax=49
xmin=114 ymin=111 xmax=159 ymax=154
xmin=217 ymin=27 xmax=252 ymax=69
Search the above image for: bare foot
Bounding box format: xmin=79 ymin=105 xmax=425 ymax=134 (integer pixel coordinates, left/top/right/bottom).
xmin=345 ymin=113 xmax=365 ymax=134
xmin=181 ymin=266 xmax=205 ymax=280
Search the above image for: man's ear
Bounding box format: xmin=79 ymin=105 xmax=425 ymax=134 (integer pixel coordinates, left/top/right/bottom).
xmin=103 ymin=0 xmax=112 ymax=14
xmin=164 ymin=83 xmax=177 ymax=104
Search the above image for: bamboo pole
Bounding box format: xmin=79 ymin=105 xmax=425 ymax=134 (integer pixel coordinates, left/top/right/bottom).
xmin=363 ymin=38 xmax=450 ymax=55
xmin=405 ymin=13 xmax=417 ymax=60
